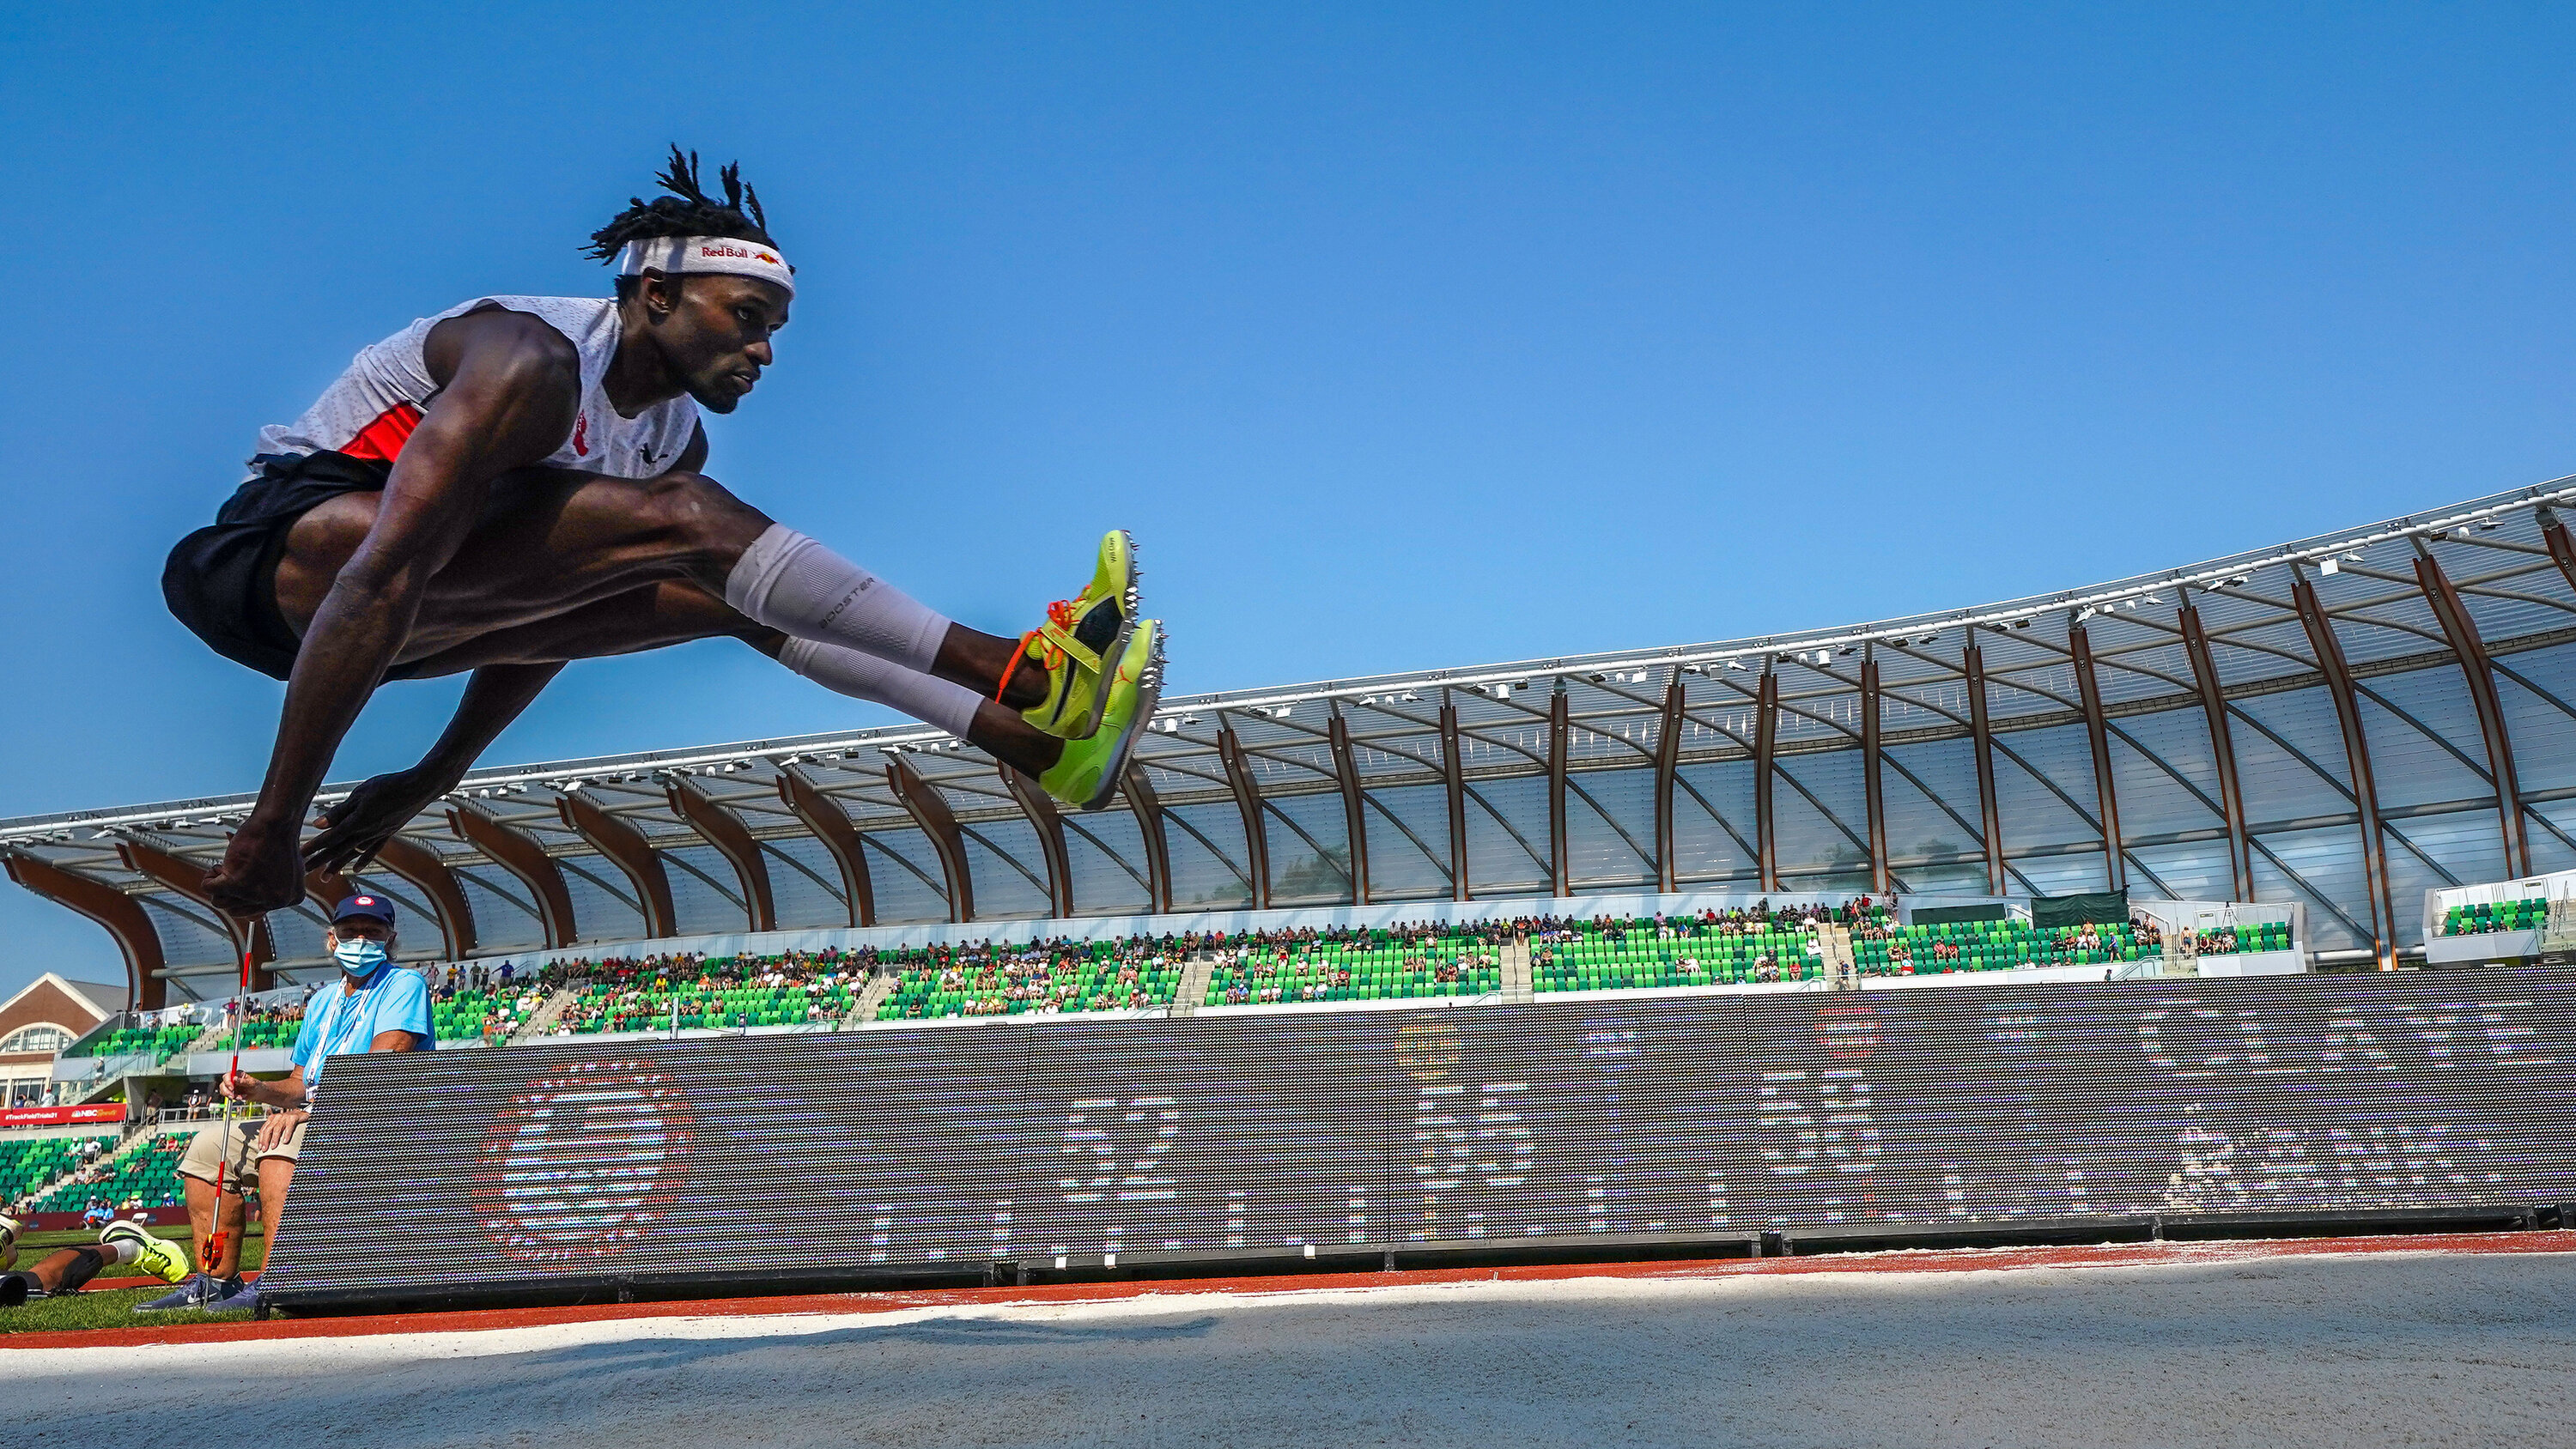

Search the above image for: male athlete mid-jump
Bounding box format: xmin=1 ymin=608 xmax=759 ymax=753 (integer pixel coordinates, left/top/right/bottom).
xmin=167 ymin=149 xmax=1161 ymax=915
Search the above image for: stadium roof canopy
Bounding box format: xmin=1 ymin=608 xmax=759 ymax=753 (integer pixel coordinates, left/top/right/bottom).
xmin=13 ymin=478 xmax=2576 ymax=1005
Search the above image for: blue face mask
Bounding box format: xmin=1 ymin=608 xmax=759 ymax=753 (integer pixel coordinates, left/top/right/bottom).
xmin=333 ymin=937 xmax=389 ymax=979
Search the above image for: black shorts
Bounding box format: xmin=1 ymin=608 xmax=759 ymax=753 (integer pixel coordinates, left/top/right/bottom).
xmin=162 ymin=451 xmax=429 ymax=682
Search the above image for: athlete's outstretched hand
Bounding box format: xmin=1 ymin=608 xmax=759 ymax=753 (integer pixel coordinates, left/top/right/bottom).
xmin=304 ymin=767 xmax=448 ymax=877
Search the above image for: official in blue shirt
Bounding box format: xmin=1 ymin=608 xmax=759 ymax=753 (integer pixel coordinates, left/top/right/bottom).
xmin=156 ymin=893 xmax=434 ymax=1313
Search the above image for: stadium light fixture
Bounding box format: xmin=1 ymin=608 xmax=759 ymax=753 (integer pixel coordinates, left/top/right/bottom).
xmin=2319 ymin=557 xmax=2339 ymax=575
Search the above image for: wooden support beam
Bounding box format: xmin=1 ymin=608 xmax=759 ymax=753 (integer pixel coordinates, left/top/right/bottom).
xmin=557 ymin=791 xmax=677 ymax=939
xmin=1122 ymin=759 xmax=1174 ymax=914
xmin=1860 ymin=657 xmax=1890 ymax=894
xmin=776 ymin=769 xmax=874 ymax=927
xmin=667 ymin=780 xmax=777 ymax=933
xmin=2069 ymin=623 xmax=2126 ymax=892
xmin=1547 ymin=688 xmax=1571 ymax=897
xmin=1001 ymin=765 xmax=1075 ymax=919
xmin=1328 ymin=707 xmax=1371 ymax=906
xmin=117 ymin=838 xmax=273 ymax=989
xmin=2293 ymin=574 xmax=2397 ymax=963
xmin=1655 ymin=677 xmax=1684 ymax=892
xmin=304 ymin=867 xmax=351 ymax=917
xmin=2179 ymin=603 xmax=2255 ymax=900
xmin=1439 ymin=694 xmax=1469 ymax=901
xmin=1754 ymin=669 xmax=1780 ymax=890
xmin=2544 ymin=512 xmax=2576 ymax=597
xmin=1965 ymin=632 xmax=2005 ymax=896
xmin=2416 ymin=554 xmax=2530 ymax=877
xmin=3 ymin=852 xmax=167 ymax=1010
xmin=888 ymin=757 xmax=974 ymax=923
xmin=1217 ymin=721 xmax=1273 ymax=911
xmin=304 ymin=837 xmax=477 ymax=962
xmin=447 ymin=806 xmax=577 ymax=949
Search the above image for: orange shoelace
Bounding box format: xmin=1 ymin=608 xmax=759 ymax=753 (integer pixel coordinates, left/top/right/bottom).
xmin=994 ymin=597 xmax=1080 ymax=701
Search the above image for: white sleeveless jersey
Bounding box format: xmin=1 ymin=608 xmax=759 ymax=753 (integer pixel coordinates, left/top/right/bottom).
xmin=250 ymin=295 xmax=699 ymax=480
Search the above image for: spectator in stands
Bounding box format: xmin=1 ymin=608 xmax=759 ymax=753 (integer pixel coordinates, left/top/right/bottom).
xmin=145 ymin=893 xmax=433 ymax=1316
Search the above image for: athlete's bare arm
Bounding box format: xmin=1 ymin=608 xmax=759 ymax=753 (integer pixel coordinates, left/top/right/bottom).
xmin=301 ymin=427 xmax=720 ymax=876
xmin=206 ymin=311 xmax=587 ymax=914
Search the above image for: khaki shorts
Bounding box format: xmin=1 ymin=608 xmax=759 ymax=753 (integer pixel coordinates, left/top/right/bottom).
xmin=176 ymin=1113 xmax=307 ymax=1187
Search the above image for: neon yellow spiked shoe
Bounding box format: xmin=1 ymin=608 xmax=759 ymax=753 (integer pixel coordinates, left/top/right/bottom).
xmin=100 ymin=1220 xmax=192 ymax=1285
xmin=1000 ymin=530 xmax=1139 ymax=741
xmin=1040 ymin=619 xmax=1165 ymax=810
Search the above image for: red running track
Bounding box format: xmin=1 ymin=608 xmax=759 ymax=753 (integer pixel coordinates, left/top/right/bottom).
xmin=19 ymin=1229 xmax=2576 ymax=1352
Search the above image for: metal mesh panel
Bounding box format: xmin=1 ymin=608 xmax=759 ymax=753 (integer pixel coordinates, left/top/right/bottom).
xmin=2383 ymin=809 xmax=2506 ymax=942
xmin=2251 ymin=824 xmax=2373 ymax=949
xmin=860 ymin=829 xmax=951 ymax=925
xmin=2356 ymin=674 xmax=2494 ymax=809
xmin=2105 ymin=708 xmax=2225 ymax=841
xmin=661 ymin=842 xmax=750 ymax=936
xmin=1563 ymin=767 xmax=1656 ymax=888
xmin=2229 ymin=690 xmax=2355 ymax=814
xmin=1771 ymin=748 xmax=1868 ymax=881
xmin=1671 ymin=760 xmax=1759 ymax=884
xmin=1063 ymin=812 xmax=1154 ymax=916
xmin=1263 ymin=791 xmax=1356 ymax=906
xmin=2493 ymin=640 xmax=2576 ymax=793
xmin=2124 ymin=839 xmax=2238 ymax=902
xmin=266 ymin=907 xmax=330 ymax=967
xmin=1361 ymin=784 xmax=1454 ymax=900
xmin=1162 ymin=802 xmax=1255 ymax=909
xmin=962 ymin=822 xmax=1054 ymax=921
xmin=1990 ymin=724 xmax=2104 ymax=855
xmin=2007 ymin=848 xmax=2110 ymax=897
xmin=1880 ymin=737 xmax=1984 ymax=869
xmin=452 ymin=869 xmax=547 ymax=954
xmin=2527 ymin=799 xmax=2576 ymax=876
xmin=761 ymin=836 xmax=851 ymax=931
xmin=1461 ymin=774 xmax=1552 ymax=895
xmin=556 ymin=858 xmax=647 ymax=945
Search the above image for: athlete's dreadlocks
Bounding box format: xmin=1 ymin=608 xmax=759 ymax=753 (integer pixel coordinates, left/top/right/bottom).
xmin=589 ymin=147 xmax=778 ymax=296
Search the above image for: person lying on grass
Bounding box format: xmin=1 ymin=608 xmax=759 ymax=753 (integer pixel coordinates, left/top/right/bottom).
xmin=0 ymin=1212 xmax=191 ymax=1307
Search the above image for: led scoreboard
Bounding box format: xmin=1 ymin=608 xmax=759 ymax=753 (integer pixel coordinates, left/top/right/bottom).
xmin=263 ymin=968 xmax=2576 ymax=1307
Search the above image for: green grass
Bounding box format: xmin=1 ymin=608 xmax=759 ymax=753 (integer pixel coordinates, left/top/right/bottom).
xmin=1 ymin=1282 xmax=255 ymax=1332
xmin=3 ymin=1223 xmax=268 ymax=1335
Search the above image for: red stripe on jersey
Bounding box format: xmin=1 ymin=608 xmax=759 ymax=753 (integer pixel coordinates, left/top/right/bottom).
xmin=341 ymin=403 xmax=424 ymax=463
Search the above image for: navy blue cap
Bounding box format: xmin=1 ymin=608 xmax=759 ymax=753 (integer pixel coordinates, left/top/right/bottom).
xmin=331 ymin=893 xmax=397 ymax=925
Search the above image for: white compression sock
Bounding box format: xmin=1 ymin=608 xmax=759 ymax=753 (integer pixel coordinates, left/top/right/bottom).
xmin=725 ymin=525 xmax=953 ymax=673
xmin=778 ymin=637 xmax=984 ymax=740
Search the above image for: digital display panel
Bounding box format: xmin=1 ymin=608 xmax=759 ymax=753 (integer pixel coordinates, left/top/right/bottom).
xmin=262 ymin=968 xmax=2576 ymax=1306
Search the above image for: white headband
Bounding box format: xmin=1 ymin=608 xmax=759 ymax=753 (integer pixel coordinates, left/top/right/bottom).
xmin=614 ymin=234 xmax=795 ymax=298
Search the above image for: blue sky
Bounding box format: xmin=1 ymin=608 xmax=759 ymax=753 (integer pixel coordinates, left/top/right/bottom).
xmin=4 ymin=3 xmax=2574 ymax=1000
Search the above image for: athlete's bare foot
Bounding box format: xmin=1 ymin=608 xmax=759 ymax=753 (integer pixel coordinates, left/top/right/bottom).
xmin=204 ymin=818 xmax=307 ymax=917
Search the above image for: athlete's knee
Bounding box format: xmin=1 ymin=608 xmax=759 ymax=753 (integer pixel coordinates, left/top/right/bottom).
xmin=639 ymin=471 xmax=772 ymax=567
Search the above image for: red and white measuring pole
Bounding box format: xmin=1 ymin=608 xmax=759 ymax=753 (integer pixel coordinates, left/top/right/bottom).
xmin=201 ymin=944 xmax=252 ymax=1275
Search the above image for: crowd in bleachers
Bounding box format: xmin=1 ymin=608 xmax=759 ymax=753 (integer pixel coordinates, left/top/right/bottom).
xmin=884 ymin=937 xmax=1184 ymax=1017
xmin=541 ymin=948 xmax=866 ymax=1035
xmin=1 ymin=1132 xmax=117 ymax=1218
xmin=1205 ymin=922 xmax=1506 ymax=1005
xmin=21 ymin=1131 xmax=185 ymax=1217
xmin=2440 ymin=897 xmax=2549 ymax=937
